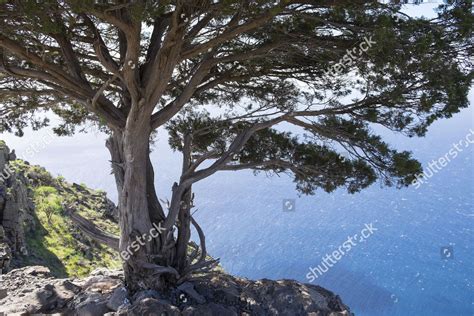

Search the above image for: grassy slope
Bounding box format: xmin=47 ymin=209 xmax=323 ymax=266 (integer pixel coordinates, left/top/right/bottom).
xmin=10 ymin=160 xmax=121 ymax=278
xmin=7 ymin=158 xmax=221 ymax=278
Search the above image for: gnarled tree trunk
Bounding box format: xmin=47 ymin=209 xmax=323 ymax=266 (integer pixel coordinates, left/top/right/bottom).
xmin=106 ymin=107 xmax=169 ymax=291
xmin=105 ymin=106 xmax=197 ymax=292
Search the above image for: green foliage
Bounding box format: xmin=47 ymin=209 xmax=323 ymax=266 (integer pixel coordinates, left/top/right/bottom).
xmin=0 ymin=1 xmax=471 ymax=195
xmin=167 ymin=112 xmax=422 ymax=194
xmin=26 ymin=165 xmax=55 ymax=186
xmin=28 ymin=193 xmax=120 ymax=277
xmin=56 ymin=175 xmax=65 ymax=183
xmin=17 ymin=168 xmax=122 ymax=277
xmin=34 ymin=186 xmax=63 ymax=223
xmin=1 ymin=153 xmax=120 ymax=277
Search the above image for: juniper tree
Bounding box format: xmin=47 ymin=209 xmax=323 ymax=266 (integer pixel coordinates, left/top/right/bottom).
xmin=0 ymin=0 xmax=472 ymax=291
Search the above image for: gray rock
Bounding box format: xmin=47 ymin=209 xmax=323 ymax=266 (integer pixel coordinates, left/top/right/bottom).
xmin=0 ymin=267 xmax=80 ymax=315
xmin=178 ymin=281 xmax=206 ymax=304
xmin=182 ymin=303 xmax=238 ymax=316
xmin=131 ymin=289 xmax=161 ymax=302
xmin=0 ymin=142 xmax=10 ymax=171
xmin=0 ymin=265 xmax=352 ymax=316
xmin=0 ymin=143 xmax=35 ymax=269
xmin=75 ymin=295 xmax=110 ymax=316
xmin=90 ymin=267 xmax=124 ymax=279
xmin=23 ymin=265 xmax=51 ymax=276
xmin=121 ymin=297 xmax=181 ymax=316
xmin=107 ymin=286 xmax=130 ymax=311
xmin=9 ymin=149 xmax=16 ymax=161
xmin=78 ymin=273 xmax=123 ymax=295
xmin=0 ymin=242 xmax=11 ymax=273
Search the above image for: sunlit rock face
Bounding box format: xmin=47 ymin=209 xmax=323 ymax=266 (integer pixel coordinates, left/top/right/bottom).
xmin=0 ymin=142 xmax=34 ymax=273
xmin=0 ymin=265 xmax=353 ymax=316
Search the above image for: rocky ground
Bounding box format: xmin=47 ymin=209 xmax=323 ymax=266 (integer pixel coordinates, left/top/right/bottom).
xmin=0 ymin=265 xmax=352 ymax=315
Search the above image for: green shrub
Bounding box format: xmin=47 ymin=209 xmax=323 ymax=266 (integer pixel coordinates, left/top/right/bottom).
xmin=34 ymin=186 xmax=63 ymax=223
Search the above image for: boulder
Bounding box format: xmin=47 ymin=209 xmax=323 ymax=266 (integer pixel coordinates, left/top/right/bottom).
xmin=0 ymin=265 xmax=353 ymax=316
xmin=0 ymin=143 xmax=35 ymax=272
xmin=107 ymin=286 xmax=130 ymax=311
xmin=0 ymin=288 xmax=7 ymax=300
xmin=81 ymin=274 xmax=123 ymax=293
xmin=182 ymin=303 xmax=239 ymax=316
xmin=0 ymin=242 xmax=11 ymax=273
xmin=120 ymin=297 xmax=181 ymax=316
xmin=0 ymin=142 xmax=9 ymax=171
xmin=0 ymin=266 xmax=81 ymax=315
xmin=178 ymin=281 xmax=206 ymax=304
xmin=73 ymin=292 xmax=111 ymax=316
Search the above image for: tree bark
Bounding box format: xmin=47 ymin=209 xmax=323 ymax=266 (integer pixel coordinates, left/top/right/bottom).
xmin=106 ymin=105 xmax=179 ymax=292
xmin=175 ymin=187 xmax=192 ymax=273
xmin=174 ymin=132 xmax=193 ymax=273
xmin=105 ymin=106 xmax=209 ymax=291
